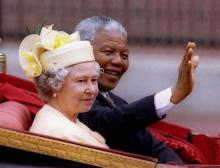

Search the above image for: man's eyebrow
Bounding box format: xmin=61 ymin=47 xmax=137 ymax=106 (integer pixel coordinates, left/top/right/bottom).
xmin=94 ymin=48 xmax=112 ymax=52
xmin=97 ymin=45 xmax=112 ymax=49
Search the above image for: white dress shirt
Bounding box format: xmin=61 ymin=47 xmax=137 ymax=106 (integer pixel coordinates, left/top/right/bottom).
xmin=154 ymin=87 xmax=175 ymax=118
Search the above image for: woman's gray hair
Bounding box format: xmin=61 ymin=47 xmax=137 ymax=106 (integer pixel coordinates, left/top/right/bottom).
xmin=75 ymin=16 xmax=127 ymax=42
xmin=34 ymin=68 xmax=69 ymax=100
xmin=34 ymin=62 xmax=101 ymax=100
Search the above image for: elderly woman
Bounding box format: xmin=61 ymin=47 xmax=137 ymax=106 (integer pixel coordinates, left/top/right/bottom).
xmin=19 ymin=26 xmax=108 ymax=148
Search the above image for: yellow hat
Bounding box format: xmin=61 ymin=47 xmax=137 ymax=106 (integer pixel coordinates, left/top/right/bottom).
xmin=19 ymin=25 xmax=95 ymax=77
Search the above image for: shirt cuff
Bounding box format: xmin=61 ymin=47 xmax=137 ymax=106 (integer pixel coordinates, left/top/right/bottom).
xmin=154 ymin=87 xmax=176 ymax=118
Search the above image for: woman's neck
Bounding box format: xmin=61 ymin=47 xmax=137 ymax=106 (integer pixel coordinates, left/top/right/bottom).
xmin=48 ymin=98 xmax=78 ymax=123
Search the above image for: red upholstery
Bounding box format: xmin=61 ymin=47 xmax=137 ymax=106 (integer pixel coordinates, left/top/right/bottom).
xmin=192 ymin=134 xmax=220 ymax=165
xmin=150 ymin=128 xmax=208 ymax=164
xmin=150 ymin=121 xmax=208 ymax=163
xmin=0 ymin=73 xmax=37 ymax=93
xmin=150 ymin=121 xmax=192 ymax=141
xmin=0 ymin=82 xmax=44 ymax=114
xmin=0 ymin=92 xmax=6 ymax=102
xmin=0 ymin=101 xmax=32 ymax=130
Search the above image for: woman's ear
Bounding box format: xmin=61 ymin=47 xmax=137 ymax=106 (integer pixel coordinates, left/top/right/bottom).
xmin=50 ymin=85 xmax=62 ymax=99
xmin=51 ymin=84 xmax=62 ymax=91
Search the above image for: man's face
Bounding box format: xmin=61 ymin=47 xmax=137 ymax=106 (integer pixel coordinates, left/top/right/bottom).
xmin=92 ymin=29 xmax=129 ymax=91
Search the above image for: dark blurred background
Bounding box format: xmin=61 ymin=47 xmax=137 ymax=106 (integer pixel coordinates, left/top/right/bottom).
xmin=1 ymin=0 xmax=220 ymax=46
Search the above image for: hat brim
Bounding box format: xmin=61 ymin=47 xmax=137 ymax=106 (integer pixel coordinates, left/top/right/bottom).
xmin=19 ymin=34 xmax=44 ymax=77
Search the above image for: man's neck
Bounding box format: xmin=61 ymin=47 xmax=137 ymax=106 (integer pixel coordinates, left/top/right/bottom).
xmin=98 ymin=85 xmax=112 ymax=92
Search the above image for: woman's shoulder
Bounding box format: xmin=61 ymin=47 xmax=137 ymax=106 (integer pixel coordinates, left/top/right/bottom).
xmin=29 ymin=105 xmax=70 ymax=134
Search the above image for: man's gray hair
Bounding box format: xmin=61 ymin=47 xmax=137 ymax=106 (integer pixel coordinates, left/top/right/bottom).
xmin=75 ymin=16 xmax=127 ymax=42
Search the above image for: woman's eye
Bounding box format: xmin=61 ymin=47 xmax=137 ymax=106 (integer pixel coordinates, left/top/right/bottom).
xmin=91 ymin=78 xmax=98 ymax=82
xmin=77 ymin=79 xmax=86 ymax=83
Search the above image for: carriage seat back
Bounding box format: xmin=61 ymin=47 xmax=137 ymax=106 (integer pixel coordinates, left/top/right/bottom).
xmin=0 ymin=101 xmax=32 ymax=130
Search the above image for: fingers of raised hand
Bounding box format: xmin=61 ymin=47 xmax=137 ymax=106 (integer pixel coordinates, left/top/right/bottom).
xmin=187 ymin=42 xmax=196 ymax=50
xmin=183 ymin=42 xmax=197 ymax=65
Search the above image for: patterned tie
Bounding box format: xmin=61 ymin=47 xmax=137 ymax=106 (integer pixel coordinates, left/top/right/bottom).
xmin=105 ymin=92 xmax=116 ymax=107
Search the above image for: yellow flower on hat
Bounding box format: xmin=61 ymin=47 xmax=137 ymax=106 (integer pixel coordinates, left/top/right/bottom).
xmin=54 ymin=32 xmax=74 ymax=49
xmin=21 ymin=51 xmax=42 ymax=77
xmin=40 ymin=25 xmax=79 ymax=50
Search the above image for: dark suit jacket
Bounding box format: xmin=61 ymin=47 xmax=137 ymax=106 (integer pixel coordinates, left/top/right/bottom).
xmin=79 ymin=92 xmax=183 ymax=164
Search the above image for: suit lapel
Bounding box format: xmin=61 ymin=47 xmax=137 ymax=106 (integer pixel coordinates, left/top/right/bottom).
xmin=97 ymin=92 xmax=115 ymax=108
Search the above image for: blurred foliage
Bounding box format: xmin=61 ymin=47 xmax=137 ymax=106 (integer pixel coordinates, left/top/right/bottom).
xmin=25 ymin=22 xmax=46 ymax=35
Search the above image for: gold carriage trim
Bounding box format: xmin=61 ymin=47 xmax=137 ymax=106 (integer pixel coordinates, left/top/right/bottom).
xmin=0 ymin=127 xmax=157 ymax=168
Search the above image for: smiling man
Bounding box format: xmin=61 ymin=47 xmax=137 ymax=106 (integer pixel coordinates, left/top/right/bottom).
xmin=92 ymin=29 xmax=129 ymax=92
xmin=76 ymin=16 xmax=198 ymax=164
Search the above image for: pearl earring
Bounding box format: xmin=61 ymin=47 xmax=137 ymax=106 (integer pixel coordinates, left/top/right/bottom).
xmin=53 ymin=93 xmax=57 ymax=98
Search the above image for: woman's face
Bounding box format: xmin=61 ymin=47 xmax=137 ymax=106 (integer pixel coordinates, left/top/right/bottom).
xmin=53 ymin=62 xmax=99 ymax=119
